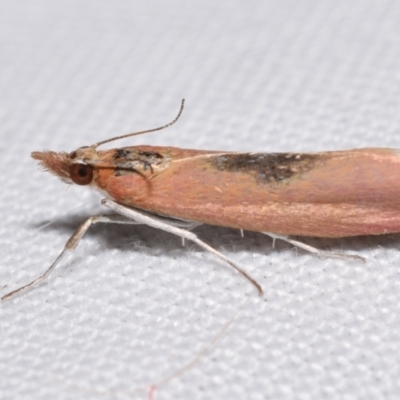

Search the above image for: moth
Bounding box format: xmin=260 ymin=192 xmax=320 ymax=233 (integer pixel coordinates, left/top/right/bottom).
xmin=4 ymin=100 xmax=399 ymax=300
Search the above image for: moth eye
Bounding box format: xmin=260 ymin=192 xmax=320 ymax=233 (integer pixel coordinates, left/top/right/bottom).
xmin=69 ymin=163 xmax=93 ymax=185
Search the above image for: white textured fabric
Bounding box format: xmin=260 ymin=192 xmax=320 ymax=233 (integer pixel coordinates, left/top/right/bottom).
xmin=1 ymin=1 xmax=400 ymax=399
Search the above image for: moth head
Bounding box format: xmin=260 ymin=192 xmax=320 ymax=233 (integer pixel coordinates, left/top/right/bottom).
xmin=31 ymin=147 xmax=95 ymax=186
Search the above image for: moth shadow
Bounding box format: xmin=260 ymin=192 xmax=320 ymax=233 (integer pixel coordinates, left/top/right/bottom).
xmin=28 ymin=212 xmax=400 ymax=262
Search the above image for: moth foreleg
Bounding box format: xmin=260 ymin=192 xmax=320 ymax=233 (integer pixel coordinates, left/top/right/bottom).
xmin=2 ymin=214 xmax=134 ymax=301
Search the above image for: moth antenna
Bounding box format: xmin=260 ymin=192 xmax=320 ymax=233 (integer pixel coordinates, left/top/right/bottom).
xmin=92 ymin=99 xmax=185 ymax=149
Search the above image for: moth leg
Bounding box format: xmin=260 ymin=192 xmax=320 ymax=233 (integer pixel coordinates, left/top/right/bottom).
xmin=147 ymin=217 xmax=202 ymax=246
xmin=263 ymin=232 xmax=365 ymax=262
xmin=2 ymin=214 xmax=135 ymax=301
xmin=102 ymin=199 xmax=263 ymax=296
xmin=166 ymin=220 xmax=202 ymax=246
xmin=139 ymin=215 xmax=202 ymax=231
xmin=117 ymin=212 xmax=202 ymax=247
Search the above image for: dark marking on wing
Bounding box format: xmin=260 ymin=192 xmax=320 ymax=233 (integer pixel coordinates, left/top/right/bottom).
xmin=209 ymin=153 xmax=320 ymax=183
xmin=113 ymin=148 xmax=163 ymax=162
xmin=114 ymin=148 xmax=131 ymax=159
xmin=137 ymin=150 xmax=163 ymax=159
xmin=112 ymin=148 xmax=166 ymax=176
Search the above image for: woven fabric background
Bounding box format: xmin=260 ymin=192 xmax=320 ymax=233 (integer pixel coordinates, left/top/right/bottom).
xmin=1 ymin=1 xmax=400 ymax=399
